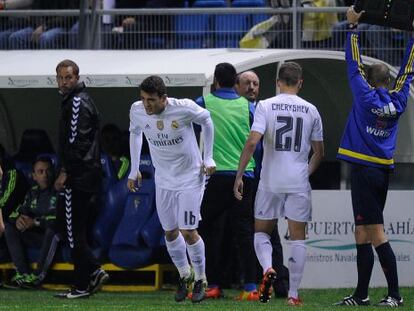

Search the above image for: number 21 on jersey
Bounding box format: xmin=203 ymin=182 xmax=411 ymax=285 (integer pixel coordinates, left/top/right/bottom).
xmin=275 ymin=116 xmax=303 ymax=152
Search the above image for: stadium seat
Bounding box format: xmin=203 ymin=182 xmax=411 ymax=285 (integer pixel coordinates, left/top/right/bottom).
xmin=108 ymin=155 xmax=156 ymax=268
xmin=13 ymin=160 xmax=32 ymax=180
xmin=175 ymin=14 xmax=210 ymax=49
xmin=251 ymin=13 xmax=271 ymax=26
xmin=92 ymin=177 xmax=130 ymax=260
xmin=231 ymin=0 xmax=269 ymax=32
xmin=231 ymin=0 xmax=266 ymax=7
xmin=214 ymin=14 xmax=249 ymax=47
xmin=141 ymin=210 xmax=164 ymax=248
xmin=100 ymin=152 xmax=115 ymax=193
xmin=13 ymin=129 xmax=54 ymax=163
xmin=193 ymin=0 xmax=226 ymax=7
xmin=108 ymin=192 xmax=155 ymax=268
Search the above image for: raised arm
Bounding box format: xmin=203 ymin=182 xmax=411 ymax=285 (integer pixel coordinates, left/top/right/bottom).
xmin=390 ymin=36 xmax=414 ymax=109
xmin=345 ymin=6 xmax=373 ymax=100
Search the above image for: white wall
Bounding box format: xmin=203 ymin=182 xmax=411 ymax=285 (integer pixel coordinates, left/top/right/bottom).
xmin=277 ymin=190 xmax=414 ymax=288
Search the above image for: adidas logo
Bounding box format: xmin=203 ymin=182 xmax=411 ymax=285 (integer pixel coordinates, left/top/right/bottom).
xmin=145 ymin=124 xmax=151 ymax=129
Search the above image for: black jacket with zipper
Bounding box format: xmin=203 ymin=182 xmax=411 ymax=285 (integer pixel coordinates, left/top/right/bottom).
xmin=58 ymin=82 xmax=102 ymax=193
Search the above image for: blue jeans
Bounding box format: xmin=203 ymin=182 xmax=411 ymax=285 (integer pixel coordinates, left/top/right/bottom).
xmin=9 ymin=27 xmax=66 ymax=49
xmin=0 ymin=28 xmax=16 ymax=49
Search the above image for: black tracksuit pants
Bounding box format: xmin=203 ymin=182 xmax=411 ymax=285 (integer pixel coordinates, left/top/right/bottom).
xmin=198 ymin=175 xmax=256 ymax=287
xmin=4 ymin=224 xmax=59 ymax=277
xmin=56 ymin=187 xmax=99 ymax=290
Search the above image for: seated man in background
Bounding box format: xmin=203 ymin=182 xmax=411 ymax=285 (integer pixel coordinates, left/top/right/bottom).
xmin=0 ymin=144 xmax=29 ymax=237
xmin=5 ymin=157 xmax=60 ymax=288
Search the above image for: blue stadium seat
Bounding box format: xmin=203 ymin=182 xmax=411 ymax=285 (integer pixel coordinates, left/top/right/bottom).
xmin=214 ymin=14 xmax=249 ymax=47
xmin=13 ymin=160 xmax=33 ymax=184
xmin=100 ymin=153 xmax=115 ymax=193
xmin=175 ymin=14 xmax=210 ymax=48
xmin=251 ymin=13 xmax=271 ymax=26
xmin=108 ymin=155 xmax=156 ymax=268
xmin=141 ymin=210 xmax=164 ymax=248
xmin=231 ymin=0 xmax=269 ymax=31
xmin=231 ymin=0 xmax=266 ymax=7
xmin=193 ymin=0 xmax=226 ymax=7
xmin=92 ymin=177 xmax=129 ymax=260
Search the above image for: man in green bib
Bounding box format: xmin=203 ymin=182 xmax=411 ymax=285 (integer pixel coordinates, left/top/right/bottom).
xmin=196 ymin=63 xmax=258 ymax=301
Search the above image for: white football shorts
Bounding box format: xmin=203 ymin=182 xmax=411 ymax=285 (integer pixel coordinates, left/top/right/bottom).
xmin=254 ymin=189 xmax=312 ymax=222
xmin=155 ymin=185 xmax=204 ymax=231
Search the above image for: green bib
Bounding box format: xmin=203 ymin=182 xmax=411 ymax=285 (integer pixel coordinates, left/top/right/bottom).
xmin=204 ymin=93 xmax=255 ymax=172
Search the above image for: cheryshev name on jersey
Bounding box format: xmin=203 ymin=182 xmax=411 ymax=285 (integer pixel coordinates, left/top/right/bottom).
xmin=272 ymin=103 xmax=310 ymax=114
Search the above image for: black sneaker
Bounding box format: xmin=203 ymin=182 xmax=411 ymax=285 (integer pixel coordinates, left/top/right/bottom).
xmin=174 ymin=270 xmax=194 ymax=302
xmin=54 ymin=287 xmax=90 ymax=299
xmin=334 ymin=295 xmax=370 ymax=306
xmin=89 ymin=269 xmax=109 ymax=294
xmin=378 ymin=296 xmax=403 ymax=307
xmin=191 ymin=279 xmax=206 ymax=303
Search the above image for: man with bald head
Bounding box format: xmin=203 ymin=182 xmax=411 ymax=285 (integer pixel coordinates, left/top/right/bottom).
xmin=335 ymin=6 xmax=414 ymax=307
xmin=236 ymin=71 xmax=260 ymax=104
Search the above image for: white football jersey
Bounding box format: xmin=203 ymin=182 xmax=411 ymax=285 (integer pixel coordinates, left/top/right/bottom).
xmin=129 ymin=97 xmax=210 ymax=190
xmin=251 ymin=93 xmax=323 ymax=193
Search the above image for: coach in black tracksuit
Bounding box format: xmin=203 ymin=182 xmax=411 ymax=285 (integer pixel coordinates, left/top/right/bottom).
xmin=54 ymin=59 xmax=106 ymax=299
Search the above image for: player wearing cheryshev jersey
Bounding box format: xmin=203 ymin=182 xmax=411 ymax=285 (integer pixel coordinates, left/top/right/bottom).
xmin=234 ymin=62 xmax=324 ymax=306
xmin=255 ymin=95 xmax=323 ymax=194
xmin=128 ymin=76 xmax=216 ymax=303
xmin=335 ymin=7 xmax=414 ymax=308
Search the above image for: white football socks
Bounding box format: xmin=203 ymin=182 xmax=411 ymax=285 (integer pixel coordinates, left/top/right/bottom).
xmin=165 ymin=233 xmax=191 ymax=279
xmin=288 ymin=239 xmax=306 ymax=299
xmin=186 ymin=237 xmax=206 ymax=281
xmin=254 ymin=232 xmax=273 ymax=274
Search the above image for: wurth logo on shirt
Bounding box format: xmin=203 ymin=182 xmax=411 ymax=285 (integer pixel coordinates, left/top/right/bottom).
xmin=366 ymin=126 xmax=391 ymax=138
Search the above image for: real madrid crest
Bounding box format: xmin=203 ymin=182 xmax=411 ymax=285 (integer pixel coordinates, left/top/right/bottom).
xmin=171 ymin=120 xmax=179 ymax=129
xmin=157 ymin=120 xmax=164 ymax=131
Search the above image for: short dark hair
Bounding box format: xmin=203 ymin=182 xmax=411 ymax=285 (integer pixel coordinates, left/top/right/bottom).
xmin=56 ymin=59 xmax=79 ymax=76
xmin=214 ymin=63 xmax=236 ymax=88
xmin=32 ymin=156 xmax=53 ymax=172
xmin=367 ymin=63 xmax=390 ymax=88
xmin=278 ymin=62 xmax=303 ymax=86
xmin=140 ymin=75 xmax=167 ymax=97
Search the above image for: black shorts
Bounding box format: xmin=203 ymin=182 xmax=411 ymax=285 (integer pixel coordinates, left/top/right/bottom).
xmin=350 ymin=163 xmax=389 ymax=226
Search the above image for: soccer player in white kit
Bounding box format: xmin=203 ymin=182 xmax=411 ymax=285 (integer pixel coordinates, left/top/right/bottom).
xmin=233 ymin=62 xmax=324 ymax=306
xmin=127 ymin=76 xmax=216 ymax=303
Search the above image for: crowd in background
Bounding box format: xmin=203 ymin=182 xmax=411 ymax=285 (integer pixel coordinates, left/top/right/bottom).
xmin=0 ymin=0 xmax=408 ymax=65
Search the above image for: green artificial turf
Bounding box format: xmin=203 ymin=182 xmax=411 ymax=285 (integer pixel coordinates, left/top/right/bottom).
xmin=0 ymin=287 xmax=413 ymax=310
